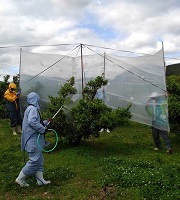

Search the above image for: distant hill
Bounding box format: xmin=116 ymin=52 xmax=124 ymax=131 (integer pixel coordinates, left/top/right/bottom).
xmin=166 ymin=63 xmax=180 ymax=76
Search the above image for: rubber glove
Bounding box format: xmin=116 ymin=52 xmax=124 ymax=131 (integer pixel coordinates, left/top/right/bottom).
xmin=16 ymin=88 xmax=21 ymax=96
xmin=40 ymin=127 xmax=48 ymax=135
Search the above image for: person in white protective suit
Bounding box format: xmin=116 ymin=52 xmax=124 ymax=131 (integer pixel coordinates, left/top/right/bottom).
xmin=15 ymin=92 xmax=50 ymax=187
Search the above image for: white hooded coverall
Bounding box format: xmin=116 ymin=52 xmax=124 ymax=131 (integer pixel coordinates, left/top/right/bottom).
xmin=21 ymin=92 xmax=47 ymax=175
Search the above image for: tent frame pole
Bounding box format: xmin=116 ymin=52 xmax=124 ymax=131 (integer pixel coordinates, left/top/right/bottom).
xmin=103 ymin=52 xmax=106 ymax=102
xmin=80 ymin=44 xmax=84 ymax=94
xmin=18 ymin=48 xmax=22 ymax=88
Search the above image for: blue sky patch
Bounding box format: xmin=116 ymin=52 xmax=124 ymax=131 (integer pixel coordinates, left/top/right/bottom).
xmin=90 ymin=24 xmax=117 ymax=40
xmin=78 ymin=12 xmax=117 ymax=41
xmin=10 ymin=66 xmax=19 ymax=74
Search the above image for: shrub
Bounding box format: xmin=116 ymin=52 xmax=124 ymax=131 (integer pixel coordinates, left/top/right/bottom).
xmin=43 ymin=76 xmax=132 ymax=146
xmin=42 ymin=77 xmax=77 ymax=143
xmin=0 ymin=75 xmax=10 ymax=119
xmin=166 ymin=76 xmax=180 ymax=134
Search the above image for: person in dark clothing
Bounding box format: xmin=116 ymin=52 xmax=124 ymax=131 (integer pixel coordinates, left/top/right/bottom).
xmin=146 ymin=92 xmax=173 ymax=154
xmin=4 ymin=82 xmax=22 ymax=135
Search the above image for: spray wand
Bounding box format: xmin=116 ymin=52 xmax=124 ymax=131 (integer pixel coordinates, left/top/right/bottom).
xmin=37 ymin=106 xmax=64 ymax=152
xmin=45 ymin=106 xmax=63 ymax=128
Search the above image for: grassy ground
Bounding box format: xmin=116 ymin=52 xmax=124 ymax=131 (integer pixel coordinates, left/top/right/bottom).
xmin=0 ymin=119 xmax=179 ymax=200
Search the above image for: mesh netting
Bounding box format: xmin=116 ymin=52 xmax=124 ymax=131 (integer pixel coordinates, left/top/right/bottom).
xmin=20 ymin=47 xmax=169 ymax=131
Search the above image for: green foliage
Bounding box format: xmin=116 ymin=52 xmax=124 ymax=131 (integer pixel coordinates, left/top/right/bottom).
xmin=166 ymin=76 xmax=180 ymax=134
xmin=46 ymin=166 xmax=75 ymax=182
xmin=166 ymin=63 xmax=180 ymax=76
xmin=71 ymin=98 xmax=112 ymax=140
xmin=0 ymin=75 xmax=10 ymax=119
xmin=82 ymin=75 xmax=108 ymax=100
xmin=42 ymin=77 xmax=77 ymax=143
xmin=43 ymin=76 xmax=132 ymax=146
xmin=13 ymin=74 xmax=20 ymax=87
xmin=167 ymin=75 xmax=180 ymax=95
xmin=108 ymin=105 xmax=132 ymax=128
xmin=58 ymin=77 xmax=77 ymax=98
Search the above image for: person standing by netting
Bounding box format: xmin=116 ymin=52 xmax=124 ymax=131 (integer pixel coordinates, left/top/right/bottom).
xmin=4 ymin=82 xmax=22 ymax=135
xmin=145 ymin=92 xmax=173 ymax=154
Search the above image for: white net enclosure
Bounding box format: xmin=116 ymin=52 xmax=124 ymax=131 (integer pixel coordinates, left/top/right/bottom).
xmin=19 ymin=44 xmax=169 ymax=131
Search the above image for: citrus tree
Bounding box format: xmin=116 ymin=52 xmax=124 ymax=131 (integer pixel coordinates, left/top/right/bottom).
xmin=43 ymin=76 xmax=132 ymax=146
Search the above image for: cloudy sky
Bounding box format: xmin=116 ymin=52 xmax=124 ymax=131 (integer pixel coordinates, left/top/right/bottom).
xmin=0 ymin=0 xmax=180 ymax=80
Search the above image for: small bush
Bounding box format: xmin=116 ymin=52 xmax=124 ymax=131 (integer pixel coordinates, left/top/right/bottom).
xmin=43 ymin=76 xmax=132 ymax=146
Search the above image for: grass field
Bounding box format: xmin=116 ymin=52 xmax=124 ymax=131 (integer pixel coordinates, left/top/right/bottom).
xmin=0 ymin=118 xmax=179 ymax=200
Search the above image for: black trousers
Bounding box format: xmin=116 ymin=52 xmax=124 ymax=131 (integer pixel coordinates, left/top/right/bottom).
xmin=9 ymin=109 xmax=22 ymax=127
xmin=152 ymin=126 xmax=171 ymax=150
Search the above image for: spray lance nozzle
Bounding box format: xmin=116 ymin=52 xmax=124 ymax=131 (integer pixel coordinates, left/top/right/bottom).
xmin=45 ymin=106 xmax=64 ymax=128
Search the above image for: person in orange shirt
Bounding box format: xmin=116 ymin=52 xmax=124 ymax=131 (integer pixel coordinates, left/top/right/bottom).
xmin=4 ymin=83 xmax=22 ymax=135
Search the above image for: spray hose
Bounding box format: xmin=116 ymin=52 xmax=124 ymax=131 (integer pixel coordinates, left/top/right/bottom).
xmin=23 ymin=106 xmax=63 ymax=155
xmin=37 ymin=129 xmax=59 ymax=152
xmin=36 ymin=106 xmax=63 ymax=152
